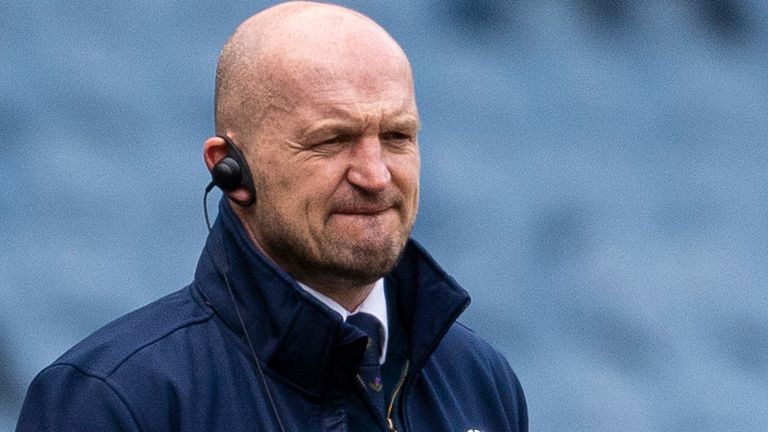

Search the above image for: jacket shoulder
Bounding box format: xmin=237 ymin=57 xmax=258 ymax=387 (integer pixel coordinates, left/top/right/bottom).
xmin=423 ymin=322 xmax=528 ymax=431
xmin=438 ymin=322 xmax=510 ymax=366
xmin=17 ymin=286 xmax=215 ymax=431
xmin=52 ymin=285 xmax=213 ymax=378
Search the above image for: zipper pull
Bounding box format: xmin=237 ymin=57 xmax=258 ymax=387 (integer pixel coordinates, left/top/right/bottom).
xmin=387 ymin=416 xmax=397 ymax=432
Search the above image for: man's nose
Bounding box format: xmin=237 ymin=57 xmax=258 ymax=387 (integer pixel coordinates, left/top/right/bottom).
xmin=346 ymin=137 xmax=391 ymax=192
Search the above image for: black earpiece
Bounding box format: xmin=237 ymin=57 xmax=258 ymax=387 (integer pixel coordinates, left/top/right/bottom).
xmin=210 ymin=135 xmax=256 ymax=207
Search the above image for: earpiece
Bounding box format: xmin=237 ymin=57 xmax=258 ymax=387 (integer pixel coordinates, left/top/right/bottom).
xmin=210 ymin=135 xmax=256 ymax=207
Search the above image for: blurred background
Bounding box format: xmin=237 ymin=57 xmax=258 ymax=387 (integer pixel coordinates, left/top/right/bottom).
xmin=3 ymin=1 xmax=768 ymax=430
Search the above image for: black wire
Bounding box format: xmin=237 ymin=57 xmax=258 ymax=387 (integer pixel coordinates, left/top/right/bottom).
xmin=203 ymin=182 xmax=216 ymax=231
xmin=203 ymin=182 xmax=287 ymax=432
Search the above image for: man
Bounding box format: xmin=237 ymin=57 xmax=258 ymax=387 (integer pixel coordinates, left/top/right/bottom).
xmin=17 ymin=2 xmax=527 ymax=431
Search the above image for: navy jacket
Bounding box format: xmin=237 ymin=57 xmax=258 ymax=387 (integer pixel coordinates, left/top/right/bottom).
xmin=17 ymin=201 xmax=527 ymax=431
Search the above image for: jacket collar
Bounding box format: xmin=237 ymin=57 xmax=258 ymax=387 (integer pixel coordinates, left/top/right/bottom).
xmin=193 ymin=199 xmax=471 ymax=399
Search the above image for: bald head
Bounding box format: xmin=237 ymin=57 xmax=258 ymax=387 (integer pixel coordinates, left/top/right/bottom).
xmin=214 ymin=1 xmax=414 ymax=141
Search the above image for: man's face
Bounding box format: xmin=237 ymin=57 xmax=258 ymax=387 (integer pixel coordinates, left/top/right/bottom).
xmin=236 ymin=50 xmax=420 ymax=290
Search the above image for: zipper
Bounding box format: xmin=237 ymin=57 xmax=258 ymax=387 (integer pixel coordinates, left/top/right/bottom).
xmin=386 ymin=361 xmax=410 ymax=432
xmin=356 ymin=374 xmax=367 ymax=390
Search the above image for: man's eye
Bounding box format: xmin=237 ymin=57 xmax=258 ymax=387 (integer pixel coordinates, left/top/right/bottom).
xmin=310 ymin=136 xmax=349 ymax=155
xmin=381 ymin=131 xmax=412 ymax=142
xmin=380 ymin=132 xmax=414 ymax=148
xmin=319 ymin=136 xmax=343 ymax=145
xmin=317 ymin=132 xmax=357 ymax=146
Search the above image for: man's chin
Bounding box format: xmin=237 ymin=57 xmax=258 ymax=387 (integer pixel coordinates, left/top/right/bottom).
xmin=320 ymin=237 xmax=407 ymax=279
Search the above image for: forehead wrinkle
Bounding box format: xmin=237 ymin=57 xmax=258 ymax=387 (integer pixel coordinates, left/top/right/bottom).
xmin=311 ymin=97 xmax=417 ymax=117
xmin=299 ymin=102 xmax=419 ymax=136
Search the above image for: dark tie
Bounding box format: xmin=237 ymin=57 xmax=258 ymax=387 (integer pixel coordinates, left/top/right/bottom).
xmin=346 ymin=312 xmax=385 ymax=413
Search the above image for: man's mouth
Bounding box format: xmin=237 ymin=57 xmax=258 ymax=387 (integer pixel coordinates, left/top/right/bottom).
xmin=333 ymin=206 xmax=391 ymax=215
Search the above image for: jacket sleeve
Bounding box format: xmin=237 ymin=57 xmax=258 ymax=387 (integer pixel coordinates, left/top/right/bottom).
xmin=16 ymin=364 xmax=142 ymax=432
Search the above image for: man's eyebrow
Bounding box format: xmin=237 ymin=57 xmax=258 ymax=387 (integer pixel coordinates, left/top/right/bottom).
xmin=381 ymin=114 xmax=420 ymax=131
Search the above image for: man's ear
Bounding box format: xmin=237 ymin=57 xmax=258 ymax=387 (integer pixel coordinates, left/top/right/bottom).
xmin=203 ymin=136 xmax=229 ymax=171
xmin=202 ymin=136 xmax=253 ymax=204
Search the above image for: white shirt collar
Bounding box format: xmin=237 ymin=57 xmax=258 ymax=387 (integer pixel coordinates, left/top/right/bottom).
xmin=297 ymin=278 xmax=388 ymax=364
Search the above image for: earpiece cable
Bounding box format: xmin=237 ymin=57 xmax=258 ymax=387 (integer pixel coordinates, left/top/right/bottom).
xmin=203 ymin=183 xmax=287 ymax=432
